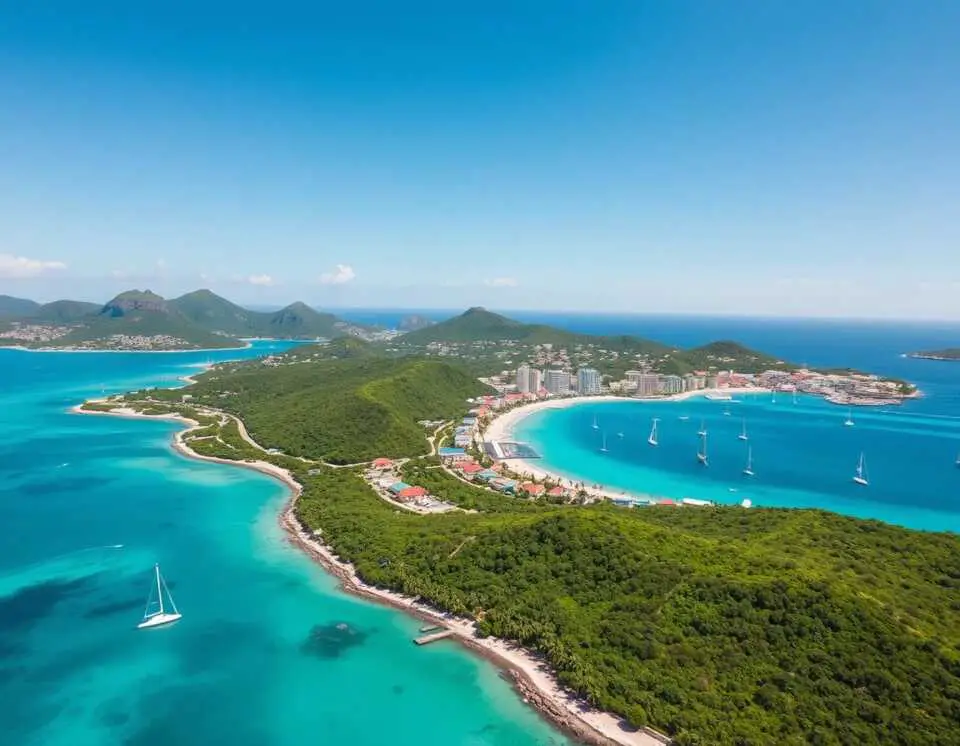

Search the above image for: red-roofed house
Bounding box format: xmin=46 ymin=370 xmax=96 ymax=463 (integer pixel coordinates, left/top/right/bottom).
xmin=460 ymin=462 xmax=484 ymax=476
xmin=372 ymin=458 xmax=393 ymax=469
xmin=547 ymin=486 xmax=566 ymax=498
xmin=658 ymin=498 xmax=676 ymax=506
xmin=521 ymin=483 xmax=545 ymax=497
xmin=398 ymin=486 xmax=429 ymax=500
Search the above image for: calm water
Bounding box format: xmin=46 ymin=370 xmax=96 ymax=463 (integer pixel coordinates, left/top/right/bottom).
xmin=0 ymin=343 xmax=570 ymax=746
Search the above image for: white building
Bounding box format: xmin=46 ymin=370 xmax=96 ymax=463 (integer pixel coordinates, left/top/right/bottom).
xmin=577 ymin=367 xmax=602 ymax=395
xmin=544 ymin=369 xmax=571 ymax=395
xmin=632 ymin=373 xmax=659 ymax=397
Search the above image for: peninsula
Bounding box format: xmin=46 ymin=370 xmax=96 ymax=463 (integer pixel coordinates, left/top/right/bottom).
xmin=78 ymin=340 xmax=959 ymax=746
xmin=0 ymin=288 xmax=388 ymax=351
xmin=909 ymin=348 xmax=960 ymax=361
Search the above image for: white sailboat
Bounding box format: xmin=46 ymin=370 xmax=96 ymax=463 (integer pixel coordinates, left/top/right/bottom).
xmin=743 ymin=447 xmax=754 ymax=477
xmin=771 ymin=390 xmax=777 ymax=404
xmin=591 ymin=415 xmax=599 ymax=430
xmin=853 ymin=452 xmax=869 ymax=486
xmin=697 ymin=431 xmax=708 ymax=466
xmin=137 ymin=564 xmax=182 ymax=629
xmin=844 ymin=409 xmax=854 ymax=427
xmin=738 ymin=419 xmax=748 ymax=442
xmin=697 ymin=419 xmax=707 ymax=437
xmin=600 ymin=433 xmax=608 ymax=453
xmin=617 ymin=432 xmax=625 ymax=439
xmin=647 ymin=418 xmax=659 ymax=447
xmin=723 ymin=407 xmax=731 ymax=417
xmin=792 ymin=390 xmax=798 ymax=405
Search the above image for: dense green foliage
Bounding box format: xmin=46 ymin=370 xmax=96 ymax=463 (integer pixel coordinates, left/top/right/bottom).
xmin=54 ymin=308 xmax=241 ymax=348
xmin=152 ymin=356 xmax=492 ymax=463
xmin=294 ymin=468 xmax=960 ymax=745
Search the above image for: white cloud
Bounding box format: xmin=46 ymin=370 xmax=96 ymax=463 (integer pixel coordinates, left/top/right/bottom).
xmin=485 ymin=276 xmax=518 ymax=288
xmin=247 ymin=274 xmax=275 ymax=286
xmin=0 ymin=253 xmax=67 ymax=279
xmin=319 ymin=264 xmax=356 ymax=285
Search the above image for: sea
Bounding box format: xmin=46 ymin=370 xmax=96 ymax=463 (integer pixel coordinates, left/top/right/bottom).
xmin=0 ymin=341 xmax=572 ymax=746
xmin=2 ymin=317 xmax=960 ymax=746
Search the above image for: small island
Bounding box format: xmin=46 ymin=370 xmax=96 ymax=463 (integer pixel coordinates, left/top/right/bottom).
xmin=909 ymin=348 xmax=960 ymax=361
xmin=75 ymin=335 xmax=957 ymax=746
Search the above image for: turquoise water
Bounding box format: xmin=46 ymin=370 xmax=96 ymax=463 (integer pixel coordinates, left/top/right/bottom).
xmin=0 ymin=344 xmax=570 ymax=746
xmin=514 ymin=391 xmax=960 ymax=533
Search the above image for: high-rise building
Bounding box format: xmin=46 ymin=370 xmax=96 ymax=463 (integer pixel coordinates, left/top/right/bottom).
xmin=515 ymin=364 xmax=532 ymax=393
xmin=544 ymin=369 xmax=571 ymax=395
xmin=527 ymin=368 xmax=543 ymax=394
xmin=577 ymin=368 xmax=602 ymax=395
xmin=658 ymin=375 xmax=684 ymax=395
xmin=684 ymin=374 xmax=705 ymax=391
xmin=634 ymin=373 xmax=659 ymax=397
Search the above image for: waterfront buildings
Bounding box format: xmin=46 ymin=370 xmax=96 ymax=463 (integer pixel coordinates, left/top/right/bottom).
xmin=577 ymin=367 xmax=602 ymax=395
xmin=544 ymin=369 xmax=571 ymax=395
xmin=658 ymin=375 xmax=684 ymax=395
xmin=515 ymin=364 xmax=543 ymax=394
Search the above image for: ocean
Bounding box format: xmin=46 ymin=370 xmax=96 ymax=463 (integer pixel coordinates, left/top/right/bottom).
xmin=0 ymin=342 xmax=571 ymax=746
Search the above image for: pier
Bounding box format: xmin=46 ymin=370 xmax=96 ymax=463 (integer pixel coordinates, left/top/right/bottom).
xmin=414 ymin=629 xmax=454 ymax=645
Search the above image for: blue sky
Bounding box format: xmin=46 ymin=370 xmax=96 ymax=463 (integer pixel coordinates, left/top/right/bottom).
xmin=1 ymin=1 xmax=959 ymax=318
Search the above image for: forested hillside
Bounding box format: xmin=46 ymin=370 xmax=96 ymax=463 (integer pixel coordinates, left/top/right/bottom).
xmin=148 ymin=356 xmax=491 ymax=462
xmin=294 ymin=468 xmax=960 ymax=746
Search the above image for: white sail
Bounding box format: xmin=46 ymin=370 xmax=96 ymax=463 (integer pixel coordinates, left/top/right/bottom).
xmin=697 ymin=432 xmax=708 ymax=466
xmin=738 ymin=419 xmax=748 ymax=441
xmin=647 ymin=418 xmax=659 ymax=447
xmin=743 ymin=446 xmax=754 ymax=476
xmin=853 ymin=452 xmax=869 ymax=486
xmin=844 ymin=409 xmax=854 ymax=427
xmin=137 ymin=564 xmax=182 ymax=629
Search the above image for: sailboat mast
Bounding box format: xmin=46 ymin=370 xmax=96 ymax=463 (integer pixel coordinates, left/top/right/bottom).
xmin=155 ymin=564 xmax=164 ymax=614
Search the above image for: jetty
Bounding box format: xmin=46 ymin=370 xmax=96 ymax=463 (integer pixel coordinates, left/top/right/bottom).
xmin=414 ymin=629 xmax=454 ymax=645
xmin=419 ymin=624 xmax=444 ymax=633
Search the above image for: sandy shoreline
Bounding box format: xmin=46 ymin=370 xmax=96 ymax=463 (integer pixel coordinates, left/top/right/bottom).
xmin=74 ymin=403 xmax=667 ymax=746
xmin=485 ymin=389 xmax=764 ymax=502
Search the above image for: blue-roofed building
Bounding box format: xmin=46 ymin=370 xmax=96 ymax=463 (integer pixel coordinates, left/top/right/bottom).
xmin=388 ymin=482 xmax=411 ymax=495
xmin=474 ymin=469 xmax=498 ymax=482
xmin=489 ymin=477 xmax=517 ymax=493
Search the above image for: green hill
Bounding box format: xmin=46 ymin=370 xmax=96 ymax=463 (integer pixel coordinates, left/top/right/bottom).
xmin=151 ymin=355 xmax=491 ymax=463
xmin=0 ymin=294 xmax=40 ymax=317
xmin=168 ymin=289 xmax=264 ymax=336
xmin=33 ymin=299 xmax=101 ymax=323
xmin=296 ymin=472 xmax=960 ymax=746
xmin=169 ymin=289 xmax=371 ymax=340
xmin=401 ymin=307 xmax=671 ymax=352
xmin=50 ymin=289 xmax=242 ymax=349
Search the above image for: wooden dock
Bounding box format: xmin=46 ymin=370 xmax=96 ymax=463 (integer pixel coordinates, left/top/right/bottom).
xmin=414 ymin=629 xmax=453 ymax=645
xmin=419 ymin=624 xmax=444 ymax=633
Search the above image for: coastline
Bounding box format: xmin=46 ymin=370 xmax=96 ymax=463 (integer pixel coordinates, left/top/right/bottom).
xmin=2 ymin=342 xmax=253 ymax=354
xmin=484 ymin=389 xmax=763 ymax=503
xmin=74 ymin=403 xmax=667 ymax=746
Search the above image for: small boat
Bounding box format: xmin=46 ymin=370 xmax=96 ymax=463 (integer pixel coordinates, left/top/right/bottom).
xmin=955 ymin=451 xmax=959 ymax=467
xmin=853 ymin=452 xmax=869 ymax=486
xmin=591 ymin=416 xmax=599 ymax=430
xmin=617 ymin=432 xmax=624 ymax=439
xmin=844 ymin=409 xmax=854 ymax=427
xmin=771 ymin=391 xmax=777 ymax=404
xmin=697 ymin=432 xmax=708 ymax=466
xmin=678 ymin=415 xmax=690 ymax=421
xmin=697 ymin=419 xmax=707 ymax=437
xmin=723 ymin=407 xmax=731 ymax=417
xmin=647 ymin=418 xmax=659 ymax=447
xmin=743 ymin=446 xmax=754 ymax=477
xmin=600 ymin=433 xmax=608 ymax=453
xmin=738 ymin=419 xmax=749 ymax=442
xmin=704 ymin=392 xmax=732 ymax=401
xmin=792 ymin=390 xmax=798 ymax=405
xmin=137 ymin=564 xmax=182 ymax=629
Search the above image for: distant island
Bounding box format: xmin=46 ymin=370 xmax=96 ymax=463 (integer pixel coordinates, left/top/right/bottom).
xmin=77 ymin=339 xmax=960 ymax=746
xmin=0 ymin=288 xmax=389 ymax=351
xmin=909 ymin=348 xmax=960 ymax=361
